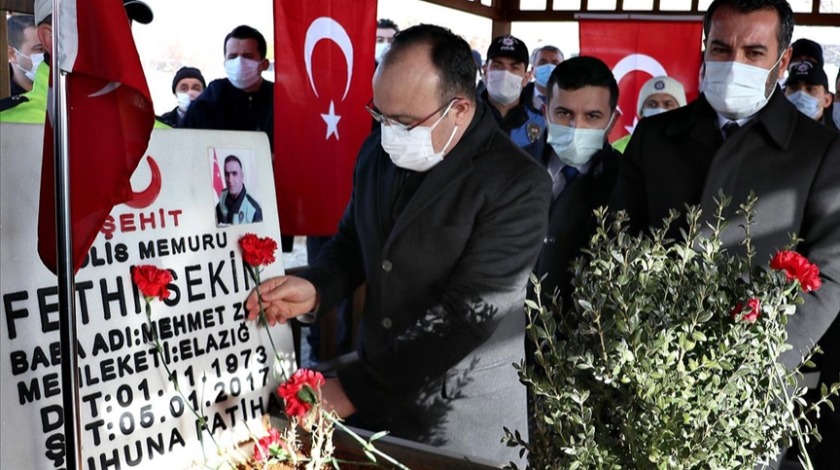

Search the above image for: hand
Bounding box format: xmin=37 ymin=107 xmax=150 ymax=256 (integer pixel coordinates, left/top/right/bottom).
xmin=245 ymin=275 xmax=318 ymax=325
xmin=321 ymin=377 xmax=357 ymax=418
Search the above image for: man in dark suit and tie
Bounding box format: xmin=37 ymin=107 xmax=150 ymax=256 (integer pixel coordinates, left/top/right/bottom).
xmin=245 ymin=24 xmax=551 ymax=464
xmin=610 ymin=1 xmax=840 ymax=465
xmin=525 ymin=56 xmax=622 ymax=304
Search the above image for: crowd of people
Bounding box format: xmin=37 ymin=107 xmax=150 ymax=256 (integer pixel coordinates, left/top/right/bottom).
xmin=3 ymin=0 xmax=840 ymax=467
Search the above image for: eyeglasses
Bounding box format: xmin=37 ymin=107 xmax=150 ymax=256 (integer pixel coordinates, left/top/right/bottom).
xmin=366 ymin=97 xmax=461 ymax=132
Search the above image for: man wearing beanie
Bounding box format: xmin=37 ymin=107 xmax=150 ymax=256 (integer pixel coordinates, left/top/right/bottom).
xmin=158 ymin=66 xmax=206 ymax=128
xmin=479 ymin=35 xmax=546 ymax=148
xmin=613 ymin=76 xmax=688 ymax=153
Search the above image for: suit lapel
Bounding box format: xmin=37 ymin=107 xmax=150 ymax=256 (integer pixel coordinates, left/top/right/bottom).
xmin=376 ymin=144 xmax=398 ymax=243
xmin=699 ymin=88 xmax=796 ymax=219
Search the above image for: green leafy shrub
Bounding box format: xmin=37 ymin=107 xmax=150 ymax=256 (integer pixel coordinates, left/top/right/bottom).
xmin=506 ymin=194 xmax=838 ymax=470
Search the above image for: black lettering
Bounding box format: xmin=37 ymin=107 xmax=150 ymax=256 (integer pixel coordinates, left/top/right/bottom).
xmin=184 ymin=265 xmax=204 ymax=301
xmin=36 ymin=287 xmax=60 ymax=333
xmin=232 ymin=302 xmax=244 ymax=321
xmin=41 ymin=404 xmax=63 ymax=433
xmin=43 ymin=372 xmax=60 ymax=398
xmin=76 ymin=280 xmax=94 ymax=325
xmin=115 ymin=243 xmax=129 ymax=263
xmin=139 ymin=240 xmax=155 ymax=259
xmin=100 ymin=277 xmax=127 ymax=320
xmin=202 ymin=234 xmax=216 ymax=251
xmin=216 ymin=232 xmax=228 ymax=248
xmin=82 ymin=391 xmax=103 ymax=417
xmin=169 ymin=427 xmax=185 ymax=451
xmin=94 ymin=448 xmax=120 ymax=470
xmin=18 ymin=377 xmax=41 ymax=404
xmin=44 ymin=431 xmax=65 ymax=468
xmin=3 ymin=291 xmax=29 ymax=340
xmin=171 ymin=237 xmax=186 ymax=255
xmin=208 ymin=261 xmax=229 ymax=298
xmin=229 ymin=250 xmax=240 ymax=293
xmin=100 ymin=358 xmax=117 ymax=382
xmin=156 ymin=238 xmax=170 ymax=256
xmin=162 ymin=269 xmax=180 ymax=307
xmin=84 ymin=418 xmax=106 ymax=445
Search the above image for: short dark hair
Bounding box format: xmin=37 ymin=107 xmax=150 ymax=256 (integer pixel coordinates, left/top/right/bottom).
xmin=377 ymin=18 xmax=399 ymax=32
xmin=382 ymin=24 xmax=476 ymax=105
xmin=704 ymin=0 xmax=794 ymax=53
xmin=546 ymin=56 xmax=619 ymax=111
xmin=224 ymin=155 xmax=243 ymax=170
xmin=8 ymin=15 xmax=36 ymax=49
xmin=224 ymin=25 xmax=267 ymax=59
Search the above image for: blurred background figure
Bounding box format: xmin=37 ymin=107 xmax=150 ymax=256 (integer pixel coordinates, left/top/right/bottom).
xmin=613 ymin=75 xmax=686 ymax=153
xmin=158 ymin=66 xmax=205 ymax=128
xmin=785 ymin=60 xmax=835 ymax=129
xmin=375 ymin=18 xmax=398 ymax=65
xmin=526 ymin=45 xmax=564 ymax=111
xmin=6 ymin=14 xmax=44 ymax=96
xmin=480 ymin=34 xmax=546 ymax=148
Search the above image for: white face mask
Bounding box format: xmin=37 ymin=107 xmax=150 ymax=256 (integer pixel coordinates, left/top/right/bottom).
xmin=486 ymin=70 xmax=524 ymax=105
xmin=546 ymin=114 xmax=614 ymax=167
xmin=701 ymin=55 xmax=783 ymax=120
xmin=641 ymin=107 xmax=667 ymax=118
xmin=833 ymin=103 xmax=840 ymax=129
xmin=375 ymin=43 xmax=390 ymax=63
xmin=380 ymin=101 xmax=459 ymax=172
xmin=225 ymin=57 xmax=262 ymax=90
xmin=176 ymin=90 xmax=200 ymax=113
xmin=786 ymin=90 xmax=821 ymax=119
xmin=14 ymin=49 xmax=45 ymax=82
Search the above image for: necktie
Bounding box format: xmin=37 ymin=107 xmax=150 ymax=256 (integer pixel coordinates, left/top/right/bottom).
xmin=723 ymin=121 xmax=740 ymax=140
xmin=561 ymin=165 xmax=580 ymax=184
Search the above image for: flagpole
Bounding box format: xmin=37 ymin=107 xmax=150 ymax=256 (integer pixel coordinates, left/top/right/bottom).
xmin=52 ymin=0 xmax=83 ymax=468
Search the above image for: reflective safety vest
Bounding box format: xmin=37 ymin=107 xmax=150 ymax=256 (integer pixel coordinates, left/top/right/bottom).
xmin=0 ymin=62 xmax=170 ymax=128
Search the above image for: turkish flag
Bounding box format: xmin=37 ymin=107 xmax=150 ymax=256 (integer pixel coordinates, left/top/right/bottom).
xmin=274 ymin=0 xmax=376 ymax=236
xmin=579 ymin=19 xmax=703 ymax=143
xmin=212 ymin=149 xmax=224 ymax=199
xmin=38 ymin=0 xmax=155 ymax=274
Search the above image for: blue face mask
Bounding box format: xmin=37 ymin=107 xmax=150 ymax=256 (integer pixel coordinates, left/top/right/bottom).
xmin=534 ymin=64 xmax=556 ymax=88
xmin=786 ymin=90 xmax=820 ymax=119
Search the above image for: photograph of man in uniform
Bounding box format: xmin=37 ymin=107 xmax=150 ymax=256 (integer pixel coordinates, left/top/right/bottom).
xmin=215 ymin=154 xmax=263 ymax=225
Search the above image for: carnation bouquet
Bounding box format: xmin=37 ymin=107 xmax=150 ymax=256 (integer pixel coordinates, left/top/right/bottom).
xmin=506 ymin=194 xmax=839 ymax=469
xmin=133 ymin=234 xmax=408 ymax=470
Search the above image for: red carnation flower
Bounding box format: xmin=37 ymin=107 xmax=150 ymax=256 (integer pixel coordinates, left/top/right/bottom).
xmin=239 ymin=233 xmax=278 ymax=267
xmin=730 ymin=298 xmax=761 ymax=323
xmin=253 ymin=428 xmax=283 ymax=462
xmin=770 ymin=250 xmax=822 ymax=292
xmin=277 ymin=369 xmax=325 ymax=418
xmin=131 ymin=265 xmax=173 ymax=301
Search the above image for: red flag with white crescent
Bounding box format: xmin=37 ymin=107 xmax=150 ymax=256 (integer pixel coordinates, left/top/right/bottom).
xmin=274 ymin=0 xmax=376 ymax=236
xmin=38 ymin=0 xmax=155 ymax=274
xmin=579 ymin=19 xmax=703 ymax=143
xmin=212 ymin=149 xmax=224 ymax=198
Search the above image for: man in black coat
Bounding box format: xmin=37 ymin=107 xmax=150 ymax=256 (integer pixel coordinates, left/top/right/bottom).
xmin=245 ymin=25 xmax=551 ymax=464
xmin=524 ymin=56 xmax=622 ymax=304
xmin=610 ymin=1 xmax=840 ymax=465
xmin=182 ymin=25 xmax=273 ymax=150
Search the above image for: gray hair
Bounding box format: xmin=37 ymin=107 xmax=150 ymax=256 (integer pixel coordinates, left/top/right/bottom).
xmin=530 ymin=45 xmax=565 ymax=68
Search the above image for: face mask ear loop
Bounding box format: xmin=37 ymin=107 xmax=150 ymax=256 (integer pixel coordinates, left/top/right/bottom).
xmin=433 ymin=99 xmax=460 ymax=156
